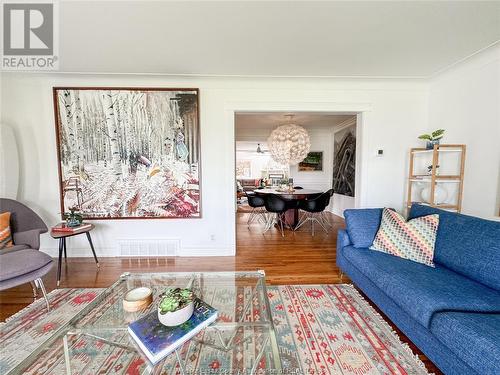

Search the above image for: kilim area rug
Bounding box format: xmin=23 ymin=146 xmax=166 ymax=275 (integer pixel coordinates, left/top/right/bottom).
xmin=0 ymin=285 xmax=429 ymax=374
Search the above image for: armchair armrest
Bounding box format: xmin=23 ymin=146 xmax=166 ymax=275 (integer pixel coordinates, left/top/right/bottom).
xmin=13 ymin=229 xmax=44 ymax=250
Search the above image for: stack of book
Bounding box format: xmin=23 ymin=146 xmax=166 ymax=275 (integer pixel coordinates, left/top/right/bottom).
xmin=128 ymin=299 xmax=218 ymax=364
xmin=51 ymin=223 xmax=92 ymax=233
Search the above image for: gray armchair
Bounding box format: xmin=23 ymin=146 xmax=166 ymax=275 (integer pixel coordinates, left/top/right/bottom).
xmin=0 ymin=198 xmax=52 ymax=311
xmin=0 ymin=198 xmax=48 ymax=252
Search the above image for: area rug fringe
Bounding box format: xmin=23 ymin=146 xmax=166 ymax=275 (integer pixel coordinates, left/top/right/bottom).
xmin=343 ymin=284 xmax=433 ymax=374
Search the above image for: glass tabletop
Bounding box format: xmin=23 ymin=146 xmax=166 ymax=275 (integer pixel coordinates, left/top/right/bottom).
xmin=10 ymin=271 xmax=282 ymax=375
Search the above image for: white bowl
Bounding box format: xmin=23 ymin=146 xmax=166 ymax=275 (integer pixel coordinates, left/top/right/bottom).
xmin=158 ymin=301 xmax=194 ymax=326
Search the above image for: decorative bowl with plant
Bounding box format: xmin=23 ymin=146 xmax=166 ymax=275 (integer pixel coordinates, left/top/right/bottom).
xmin=65 ymin=207 xmax=83 ymax=227
xmin=418 ymin=129 xmax=445 ymax=149
xmin=157 ymin=288 xmax=195 ymax=326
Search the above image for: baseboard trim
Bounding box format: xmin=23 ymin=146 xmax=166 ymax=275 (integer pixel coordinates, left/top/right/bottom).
xmin=40 ymin=246 xmax=235 ymax=258
xmin=41 ymin=247 xmax=116 ymax=258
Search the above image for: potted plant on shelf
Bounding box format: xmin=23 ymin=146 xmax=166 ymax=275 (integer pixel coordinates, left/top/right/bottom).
xmin=418 ymin=129 xmax=445 ymax=149
xmin=158 ymin=288 xmax=195 ymax=326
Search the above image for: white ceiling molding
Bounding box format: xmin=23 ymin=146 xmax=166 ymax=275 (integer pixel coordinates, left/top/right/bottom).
xmin=333 ymin=117 xmax=357 ymax=133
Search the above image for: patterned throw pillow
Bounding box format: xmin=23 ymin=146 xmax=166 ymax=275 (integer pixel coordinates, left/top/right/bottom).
xmin=0 ymin=212 xmax=13 ymax=249
xmin=370 ymin=208 xmax=439 ymax=267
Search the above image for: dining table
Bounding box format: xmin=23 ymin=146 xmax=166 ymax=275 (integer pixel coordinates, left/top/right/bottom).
xmin=253 ymin=188 xmax=322 ymax=227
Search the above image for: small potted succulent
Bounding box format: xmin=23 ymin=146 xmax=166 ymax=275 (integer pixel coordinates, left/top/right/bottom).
xmin=65 ymin=206 xmax=83 ymax=227
xmin=418 ymin=129 xmax=445 ymax=149
xmin=157 ymin=288 xmax=195 ymax=326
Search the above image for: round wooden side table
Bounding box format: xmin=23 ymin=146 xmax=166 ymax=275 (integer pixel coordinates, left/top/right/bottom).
xmin=50 ymin=224 xmax=99 ymax=286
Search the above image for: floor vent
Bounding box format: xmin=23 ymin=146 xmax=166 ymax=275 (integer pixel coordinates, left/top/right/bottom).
xmin=118 ymin=239 xmax=180 ymax=257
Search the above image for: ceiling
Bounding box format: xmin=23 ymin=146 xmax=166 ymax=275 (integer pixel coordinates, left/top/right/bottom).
xmin=236 ymin=112 xmax=355 ymax=130
xmin=58 ymin=1 xmax=500 ymax=77
xmin=236 ymin=141 xmax=270 ymax=153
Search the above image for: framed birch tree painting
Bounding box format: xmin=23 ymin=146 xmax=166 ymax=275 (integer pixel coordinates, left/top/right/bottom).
xmin=53 ymin=87 xmax=201 ymax=219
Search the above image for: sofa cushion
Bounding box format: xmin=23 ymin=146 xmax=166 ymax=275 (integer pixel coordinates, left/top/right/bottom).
xmin=342 ymin=245 xmax=500 ymax=328
xmin=0 ymin=249 xmax=53 ymax=282
xmin=0 ymin=212 xmax=13 ymax=249
xmin=370 ymin=208 xmax=438 ymax=267
xmin=409 ymin=204 xmax=500 ymax=290
xmin=0 ymin=244 xmax=30 ymax=254
xmin=430 ymin=312 xmax=500 ymax=375
xmin=344 ymin=208 xmax=383 ymax=248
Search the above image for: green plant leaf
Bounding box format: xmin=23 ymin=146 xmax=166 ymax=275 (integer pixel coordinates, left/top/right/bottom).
xmin=159 ymin=296 xmax=179 ymax=313
xmin=180 ymin=289 xmax=193 ymax=300
xmin=431 ymin=129 xmax=445 ymax=138
xmin=418 ymin=134 xmax=432 ymax=140
xmin=158 ymin=288 xmax=194 ymax=314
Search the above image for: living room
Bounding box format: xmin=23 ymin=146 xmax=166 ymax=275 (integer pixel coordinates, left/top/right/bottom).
xmin=0 ymin=2 xmax=499 ymax=374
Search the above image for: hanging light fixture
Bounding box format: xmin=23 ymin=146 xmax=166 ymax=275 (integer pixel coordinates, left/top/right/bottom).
xmin=267 ymin=115 xmax=311 ymax=165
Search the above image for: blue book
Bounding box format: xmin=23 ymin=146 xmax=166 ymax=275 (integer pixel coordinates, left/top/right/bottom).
xmin=128 ymin=298 xmax=218 ymax=364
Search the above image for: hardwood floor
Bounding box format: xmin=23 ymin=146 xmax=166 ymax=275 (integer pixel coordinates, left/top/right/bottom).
xmin=0 ymin=211 xmax=440 ymax=373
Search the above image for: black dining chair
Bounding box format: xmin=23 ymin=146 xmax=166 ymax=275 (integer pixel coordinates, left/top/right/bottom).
xmin=263 ymin=194 xmax=292 ymax=237
xmin=319 ymin=188 xmax=334 ymax=227
xmin=295 ymin=192 xmax=330 ymax=236
xmin=244 ymin=191 xmax=266 ymax=226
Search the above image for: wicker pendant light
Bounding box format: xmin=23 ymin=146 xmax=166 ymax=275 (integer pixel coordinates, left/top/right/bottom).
xmin=267 ymin=115 xmax=311 ymax=166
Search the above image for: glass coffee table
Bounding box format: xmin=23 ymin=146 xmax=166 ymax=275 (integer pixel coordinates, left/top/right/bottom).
xmin=10 ymin=271 xmax=282 ymax=374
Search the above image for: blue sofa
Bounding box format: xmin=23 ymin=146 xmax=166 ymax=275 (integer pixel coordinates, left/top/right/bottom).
xmin=337 ymin=204 xmax=500 ymax=375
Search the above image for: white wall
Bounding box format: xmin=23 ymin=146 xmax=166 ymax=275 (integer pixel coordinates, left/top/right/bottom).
xmin=428 ymin=44 xmax=500 ymax=219
xmin=235 ymin=151 xmax=275 ymax=180
xmin=0 ymin=124 xmax=19 ymax=199
xmin=0 ymin=74 xmax=429 ymax=256
xmin=289 ymin=128 xmax=334 ymax=191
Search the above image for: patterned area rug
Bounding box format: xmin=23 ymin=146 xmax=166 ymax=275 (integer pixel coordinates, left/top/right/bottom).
xmin=0 ymin=289 xmax=101 ymax=373
xmin=0 ymin=285 xmax=429 ymax=374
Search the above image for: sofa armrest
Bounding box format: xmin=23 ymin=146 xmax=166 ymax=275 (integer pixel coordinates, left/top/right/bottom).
xmin=337 ymin=229 xmax=352 ymax=249
xmin=13 ymin=229 xmax=43 ymax=250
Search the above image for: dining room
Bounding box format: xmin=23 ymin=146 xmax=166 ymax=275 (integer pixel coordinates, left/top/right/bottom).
xmin=235 ymin=112 xmax=358 ymax=241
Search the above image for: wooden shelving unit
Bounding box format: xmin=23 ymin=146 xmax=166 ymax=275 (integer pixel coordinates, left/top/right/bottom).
xmin=407 ymin=144 xmax=466 ymax=213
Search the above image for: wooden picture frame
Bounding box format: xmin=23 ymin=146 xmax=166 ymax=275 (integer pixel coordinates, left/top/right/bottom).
xmin=53 ymin=87 xmax=201 ymax=219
